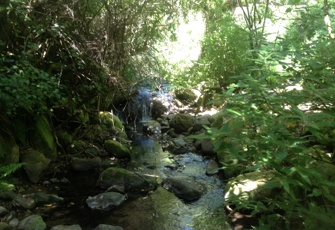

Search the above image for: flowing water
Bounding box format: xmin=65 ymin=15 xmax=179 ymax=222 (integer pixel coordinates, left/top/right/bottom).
xmin=43 ymin=86 xmax=230 ymax=229
xmin=42 ymin=133 xmax=230 ymax=230
xmin=112 ymin=133 xmax=230 ymax=230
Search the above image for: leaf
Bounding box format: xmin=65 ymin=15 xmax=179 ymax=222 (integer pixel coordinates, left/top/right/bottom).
xmin=226 ymin=109 xmax=243 ymax=117
xmin=274 ymin=150 xmax=288 ymax=163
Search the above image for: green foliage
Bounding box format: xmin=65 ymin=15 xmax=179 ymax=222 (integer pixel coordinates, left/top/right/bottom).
xmin=189 ymin=14 xmax=250 ymax=89
xmin=202 ymin=2 xmax=335 ymax=228
xmin=0 ymin=163 xmax=25 ymax=192
xmin=0 ymin=52 xmax=63 ymax=115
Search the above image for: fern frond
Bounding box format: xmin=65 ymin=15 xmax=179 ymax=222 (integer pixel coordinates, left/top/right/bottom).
xmin=0 ymin=163 xmax=25 ymax=179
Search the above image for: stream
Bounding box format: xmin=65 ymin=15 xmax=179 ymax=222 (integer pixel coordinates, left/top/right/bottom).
xmin=3 ymin=85 xmax=232 ymax=229
xmin=41 ymin=132 xmax=230 ymax=230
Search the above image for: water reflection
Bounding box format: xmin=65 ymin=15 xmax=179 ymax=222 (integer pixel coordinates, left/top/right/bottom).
xmin=117 ymin=134 xmax=230 ymax=230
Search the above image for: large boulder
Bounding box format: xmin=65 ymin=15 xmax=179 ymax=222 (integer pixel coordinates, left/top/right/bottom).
xmin=174 ymin=88 xmax=198 ymax=105
xmin=169 ymin=114 xmax=194 ymax=134
xmin=30 ymin=116 xmax=58 ymax=161
xmin=96 ymin=112 xmax=124 ymax=130
xmin=224 ymin=170 xmax=281 ymax=205
xmin=152 ymin=99 xmax=169 ymax=119
xmin=18 ymin=215 xmax=46 ymax=230
xmin=192 ymin=115 xmax=212 ymax=133
xmin=22 ymin=149 xmax=51 ymax=183
xmin=96 ymin=167 xmax=157 ymax=193
xmin=104 ymin=140 xmax=131 ymax=158
xmin=71 ymin=157 xmax=101 ymax=171
xmin=163 ymin=177 xmax=206 ymax=201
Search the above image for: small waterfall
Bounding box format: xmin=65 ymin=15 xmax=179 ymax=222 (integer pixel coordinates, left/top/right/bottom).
xmin=132 ymin=88 xmax=152 ymax=123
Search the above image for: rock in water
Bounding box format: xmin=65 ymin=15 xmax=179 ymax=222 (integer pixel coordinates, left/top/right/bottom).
xmin=206 ymin=159 xmax=219 ymax=175
xmin=163 ymin=177 xmax=206 ymax=201
xmin=86 ymin=192 xmax=126 ymax=211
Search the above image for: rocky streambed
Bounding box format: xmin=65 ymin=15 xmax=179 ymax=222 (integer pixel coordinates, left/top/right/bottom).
xmin=0 ymin=132 xmax=230 ymax=230
xmin=0 ymin=86 xmax=233 ymax=230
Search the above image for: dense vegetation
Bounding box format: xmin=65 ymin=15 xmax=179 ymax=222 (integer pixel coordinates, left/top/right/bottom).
xmin=1 ymin=0 xmax=335 ymax=229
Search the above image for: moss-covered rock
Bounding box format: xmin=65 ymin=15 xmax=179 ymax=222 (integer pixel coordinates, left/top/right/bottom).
xmin=83 ymin=124 xmax=128 ymax=145
xmin=174 ymin=88 xmax=198 ymax=105
xmin=224 ymin=170 xmax=281 ymax=204
xmin=169 ymin=114 xmax=194 ymax=134
xmin=143 ymin=120 xmax=161 ymax=134
xmin=18 ymin=214 xmax=46 ymax=230
xmin=67 ymin=140 xmax=88 ymax=155
xmin=97 ymin=111 xmax=124 ymax=130
xmin=30 ymin=116 xmax=57 ymax=161
xmin=97 ymin=167 xmax=158 ymax=193
xmin=0 ymin=130 xmax=20 ymax=165
xmin=104 ymin=140 xmax=130 ymax=158
xmin=22 ymin=149 xmax=51 ymax=183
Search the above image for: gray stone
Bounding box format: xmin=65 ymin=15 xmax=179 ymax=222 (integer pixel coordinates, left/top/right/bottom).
xmin=71 ymin=157 xmax=101 ymax=171
xmin=0 ymin=206 xmax=8 ymax=217
xmin=18 ymin=215 xmax=46 ymax=230
xmin=22 ymin=149 xmax=50 ymax=183
xmin=8 ymin=218 xmax=19 ymax=228
xmin=86 ymin=192 xmax=126 ymax=211
xmin=192 ymin=115 xmax=211 ymax=132
xmin=2 ymin=191 xmax=35 ymax=209
xmin=163 ymin=177 xmax=206 ymax=201
xmin=172 ymin=138 xmax=187 ymax=148
xmin=94 ymin=224 xmax=123 ymax=230
xmin=206 ymin=159 xmax=219 ymax=175
xmin=28 ymin=192 xmax=64 ymax=205
xmin=50 ymin=224 xmax=82 ymax=230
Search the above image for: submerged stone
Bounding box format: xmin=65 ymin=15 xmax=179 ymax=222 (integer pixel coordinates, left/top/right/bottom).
xmin=96 ymin=167 xmax=157 ymax=193
xmin=163 ymin=177 xmax=206 ymax=201
xmin=71 ymin=157 xmax=101 ymax=171
xmin=206 ymin=159 xmax=219 ymax=175
xmin=28 ymin=192 xmax=64 ymax=205
xmin=86 ymin=192 xmax=126 ymax=211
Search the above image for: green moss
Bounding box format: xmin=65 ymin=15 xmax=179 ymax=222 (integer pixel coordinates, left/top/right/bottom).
xmin=0 ymin=130 xmax=20 ymax=164
xmin=98 ymin=112 xmax=124 ymax=130
xmin=31 ymin=116 xmax=57 ymax=161
xmin=104 ymin=140 xmax=130 ymax=158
